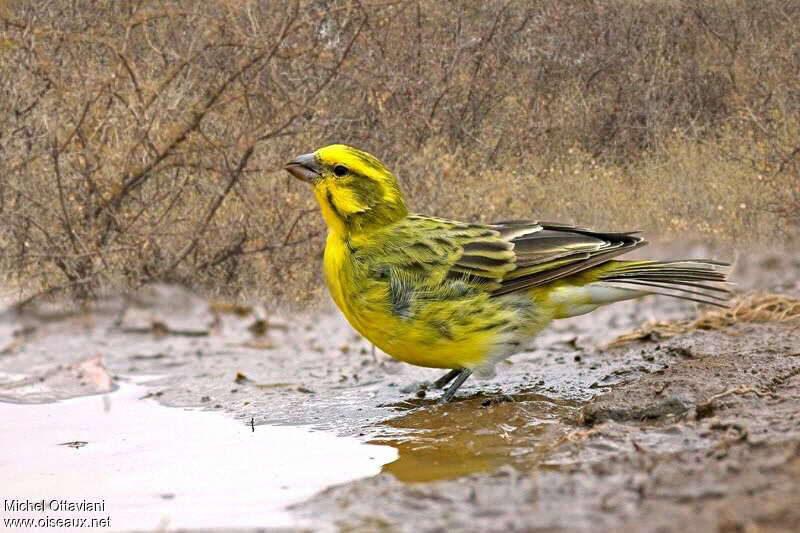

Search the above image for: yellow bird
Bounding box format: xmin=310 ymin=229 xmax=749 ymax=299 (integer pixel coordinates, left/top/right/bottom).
xmin=285 ymin=145 xmax=730 ymax=402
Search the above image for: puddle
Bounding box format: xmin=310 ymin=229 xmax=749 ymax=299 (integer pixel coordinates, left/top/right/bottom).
xmin=372 ymin=393 xmax=583 ymax=482
xmin=0 ymin=380 xmax=397 ymax=531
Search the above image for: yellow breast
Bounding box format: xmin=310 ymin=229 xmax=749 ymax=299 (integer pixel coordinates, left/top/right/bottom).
xmin=323 ymin=231 xmax=513 ymax=370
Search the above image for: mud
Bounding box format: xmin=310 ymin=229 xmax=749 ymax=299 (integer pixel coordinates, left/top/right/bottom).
xmin=1 ymin=246 xmax=799 ymax=532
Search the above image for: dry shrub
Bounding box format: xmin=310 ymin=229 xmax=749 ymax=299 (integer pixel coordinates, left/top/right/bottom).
xmin=608 ymin=292 xmax=800 ymax=347
xmin=0 ymin=0 xmax=798 ymax=307
xmin=0 ymin=0 xmax=353 ymax=304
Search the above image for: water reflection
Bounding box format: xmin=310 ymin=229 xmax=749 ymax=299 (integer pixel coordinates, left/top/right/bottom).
xmin=0 ymin=380 xmax=397 ymax=531
xmin=373 ymin=393 xmax=583 ymax=482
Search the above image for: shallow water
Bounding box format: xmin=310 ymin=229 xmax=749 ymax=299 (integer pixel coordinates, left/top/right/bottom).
xmin=372 ymin=393 xmax=582 ymax=482
xmin=0 ymin=379 xmax=396 ymax=531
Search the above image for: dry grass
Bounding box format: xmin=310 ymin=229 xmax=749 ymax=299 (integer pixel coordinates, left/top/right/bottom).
xmin=608 ymin=292 xmax=800 ymax=347
xmin=1 ymin=0 xmax=798 ymax=307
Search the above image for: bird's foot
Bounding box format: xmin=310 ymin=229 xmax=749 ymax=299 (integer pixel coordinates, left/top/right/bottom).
xmin=399 ymin=369 xmax=461 ymax=395
xmin=438 ymin=369 xmax=473 ymax=403
xmin=400 ymin=369 xmax=473 ymax=402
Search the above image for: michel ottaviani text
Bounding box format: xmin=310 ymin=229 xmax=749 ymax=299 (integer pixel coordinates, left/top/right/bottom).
xmin=4 ymin=499 xmax=106 ymax=512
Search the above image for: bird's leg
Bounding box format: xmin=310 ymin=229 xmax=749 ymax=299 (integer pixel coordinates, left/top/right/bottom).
xmin=433 ymin=369 xmax=462 ymax=389
xmin=439 ymin=369 xmax=473 ymax=403
xmin=400 ymin=368 xmax=462 ymax=394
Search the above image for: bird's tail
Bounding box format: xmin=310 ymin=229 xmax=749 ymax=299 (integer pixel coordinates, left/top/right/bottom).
xmin=593 ymin=259 xmax=732 ymax=307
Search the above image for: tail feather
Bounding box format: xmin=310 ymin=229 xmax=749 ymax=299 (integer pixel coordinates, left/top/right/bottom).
xmin=613 ymin=278 xmax=732 ymax=294
xmin=597 ymin=260 xmax=732 ymax=307
xmin=605 ymin=280 xmax=731 ymax=304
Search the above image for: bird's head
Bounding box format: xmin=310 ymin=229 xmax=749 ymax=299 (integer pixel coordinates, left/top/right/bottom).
xmin=285 ymin=144 xmax=408 ymax=237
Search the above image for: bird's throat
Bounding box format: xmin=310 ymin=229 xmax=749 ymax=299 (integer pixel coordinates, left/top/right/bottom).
xmin=314 ymin=183 xmax=407 ymax=238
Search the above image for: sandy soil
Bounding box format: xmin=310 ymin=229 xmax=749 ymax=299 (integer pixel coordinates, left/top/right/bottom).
xmin=1 ymin=245 xmax=798 ymax=532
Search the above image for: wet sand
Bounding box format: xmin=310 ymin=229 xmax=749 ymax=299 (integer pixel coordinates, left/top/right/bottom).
xmin=1 ymin=247 xmax=798 ymax=532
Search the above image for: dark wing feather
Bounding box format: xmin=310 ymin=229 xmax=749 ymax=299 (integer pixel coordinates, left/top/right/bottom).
xmin=371 ymin=216 xmax=645 ymax=295
xmin=487 ymin=221 xmax=646 ymax=296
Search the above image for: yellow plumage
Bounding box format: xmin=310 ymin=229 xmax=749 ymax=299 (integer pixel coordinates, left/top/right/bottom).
xmin=285 ymin=144 xmax=730 ymax=402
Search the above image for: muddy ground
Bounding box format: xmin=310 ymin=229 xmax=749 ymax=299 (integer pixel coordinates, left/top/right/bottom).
xmin=1 ymin=245 xmax=799 ymax=532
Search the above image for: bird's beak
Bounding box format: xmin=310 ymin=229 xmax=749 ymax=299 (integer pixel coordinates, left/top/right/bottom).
xmin=284 ymin=152 xmax=322 ymax=183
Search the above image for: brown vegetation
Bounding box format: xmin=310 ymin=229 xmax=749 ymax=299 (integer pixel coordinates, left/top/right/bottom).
xmin=1 ymin=0 xmax=798 ymax=306
xmin=608 ymin=291 xmax=800 ymax=347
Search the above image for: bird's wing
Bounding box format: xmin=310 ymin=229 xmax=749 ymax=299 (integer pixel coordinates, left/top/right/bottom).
xmin=489 ymin=220 xmax=646 ymax=296
xmin=379 ymin=215 xmax=645 ymax=295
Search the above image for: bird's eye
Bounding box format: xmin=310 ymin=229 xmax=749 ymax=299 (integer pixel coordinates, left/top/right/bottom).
xmin=333 ymin=164 xmax=348 ymax=177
